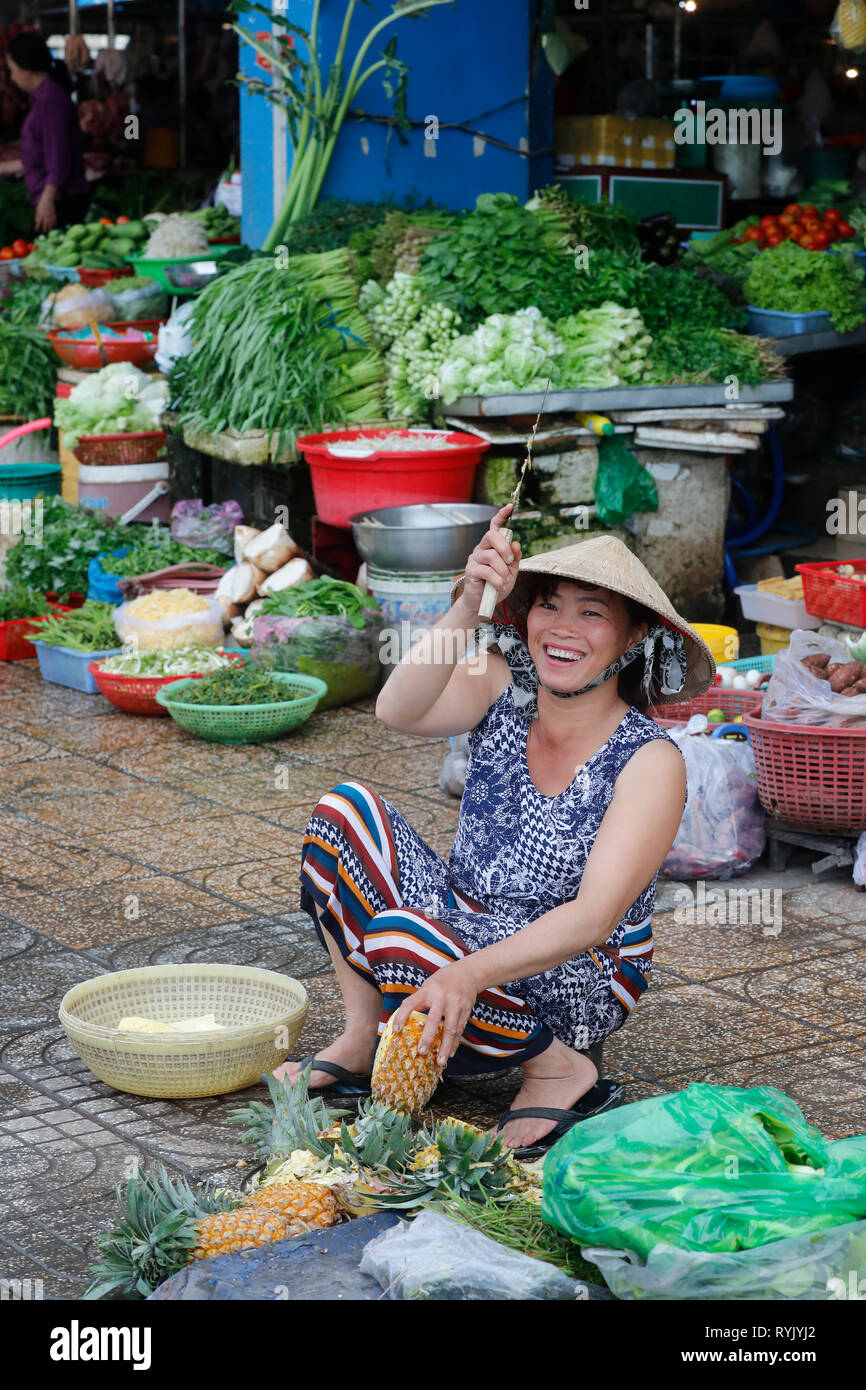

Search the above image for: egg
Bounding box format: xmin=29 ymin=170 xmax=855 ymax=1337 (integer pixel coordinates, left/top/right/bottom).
xmin=732 ymin=675 xmax=748 ymax=690
xmin=744 ymin=669 xmax=762 ymax=688
xmin=717 ymin=668 xmax=735 ymax=689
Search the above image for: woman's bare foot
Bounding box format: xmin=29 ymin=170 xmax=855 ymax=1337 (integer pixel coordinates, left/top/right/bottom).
xmin=272 ymin=1027 xmax=379 ymax=1090
xmin=497 ymin=1040 xmax=598 ymax=1150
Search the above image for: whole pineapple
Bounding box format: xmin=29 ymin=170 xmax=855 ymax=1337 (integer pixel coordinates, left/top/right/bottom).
xmin=191 ymin=1184 xmax=337 ymax=1260
xmin=85 ymin=1165 xmax=337 ymax=1299
xmin=371 ymin=1011 xmax=445 ymax=1115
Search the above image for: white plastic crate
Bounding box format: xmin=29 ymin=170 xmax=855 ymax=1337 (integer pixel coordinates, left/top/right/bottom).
xmin=734 ymin=584 xmax=821 ymax=631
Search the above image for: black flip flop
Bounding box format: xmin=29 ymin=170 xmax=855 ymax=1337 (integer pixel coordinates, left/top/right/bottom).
xmin=295 ymin=1057 xmax=372 ymax=1097
xmin=498 ymin=1080 xmax=625 ymax=1159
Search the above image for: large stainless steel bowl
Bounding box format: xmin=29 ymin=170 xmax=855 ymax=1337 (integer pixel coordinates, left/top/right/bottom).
xmin=349 ymin=503 xmax=498 ymax=573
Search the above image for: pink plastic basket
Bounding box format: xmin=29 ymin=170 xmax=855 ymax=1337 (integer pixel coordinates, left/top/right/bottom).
xmin=743 ymin=710 xmax=866 ymax=836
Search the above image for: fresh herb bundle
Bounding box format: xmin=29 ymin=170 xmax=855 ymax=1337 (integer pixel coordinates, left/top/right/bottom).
xmin=437 ymin=1195 xmax=603 ymax=1287
xmin=645 ymin=327 xmax=786 ymax=386
xmin=744 ymin=241 xmax=866 ymax=333
xmin=33 ymin=602 xmax=119 ymax=652
xmin=166 ymin=668 xmax=300 ymax=706
xmin=0 ymin=586 xmax=54 ymax=623
xmin=5 ymin=498 xmax=119 ymax=597
xmin=0 ymin=319 xmax=59 ymax=419
xmin=527 ymin=186 xmax=639 ymax=258
xmin=259 ymin=576 xmax=373 ymax=629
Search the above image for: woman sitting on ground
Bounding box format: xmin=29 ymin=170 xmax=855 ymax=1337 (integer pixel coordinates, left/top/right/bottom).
xmin=278 ymin=507 xmax=714 ymax=1155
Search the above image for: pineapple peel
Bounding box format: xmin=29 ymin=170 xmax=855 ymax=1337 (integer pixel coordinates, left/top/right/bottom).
xmin=116 ymin=1013 xmax=225 ymax=1033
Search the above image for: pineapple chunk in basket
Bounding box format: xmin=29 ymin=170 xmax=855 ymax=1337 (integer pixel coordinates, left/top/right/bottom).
xmin=116 ymin=1013 xmax=225 ymax=1032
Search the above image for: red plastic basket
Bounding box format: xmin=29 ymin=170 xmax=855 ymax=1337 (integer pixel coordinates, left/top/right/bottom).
xmin=48 ymin=320 xmax=163 ymax=371
xmin=795 ymin=559 xmax=866 ymax=628
xmin=45 ymin=592 xmax=85 ymax=609
xmin=207 ymin=234 xmax=241 ymax=246
xmin=743 ymin=710 xmax=866 ymax=836
xmin=88 ymin=651 xmax=244 ymax=715
xmin=0 ymin=607 xmax=70 ymax=661
xmin=73 ymin=430 xmax=166 ymax=466
xmin=77 ymin=265 xmax=134 ymax=288
xmin=297 ymin=429 xmax=490 ymax=529
xmin=650 ymin=688 xmax=764 ymax=729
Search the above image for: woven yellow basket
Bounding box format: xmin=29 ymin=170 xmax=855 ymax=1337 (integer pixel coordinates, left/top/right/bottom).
xmin=59 ymin=964 xmax=308 ymax=1099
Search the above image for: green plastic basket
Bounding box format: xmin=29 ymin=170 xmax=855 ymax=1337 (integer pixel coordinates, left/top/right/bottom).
xmin=718 ymin=653 xmax=776 ymax=675
xmin=126 ymin=244 xmax=236 ymax=293
xmin=154 ymin=671 xmax=328 ymax=743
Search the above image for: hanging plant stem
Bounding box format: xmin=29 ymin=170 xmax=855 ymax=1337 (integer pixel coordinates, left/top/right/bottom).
xmin=233 ymin=0 xmax=453 ymax=250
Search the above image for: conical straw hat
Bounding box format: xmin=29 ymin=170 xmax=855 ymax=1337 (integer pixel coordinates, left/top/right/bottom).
xmin=451 ymin=534 xmax=716 ymax=703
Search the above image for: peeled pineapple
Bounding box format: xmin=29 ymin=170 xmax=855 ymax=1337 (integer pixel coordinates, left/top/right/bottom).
xmin=836 ymin=0 xmax=866 ymax=50
xmin=371 ymin=1010 xmax=444 ymax=1115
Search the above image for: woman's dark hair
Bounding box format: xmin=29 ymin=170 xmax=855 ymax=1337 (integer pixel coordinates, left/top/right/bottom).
xmin=526 ymin=573 xmax=659 ymax=713
xmin=8 ymin=33 xmax=72 ymax=93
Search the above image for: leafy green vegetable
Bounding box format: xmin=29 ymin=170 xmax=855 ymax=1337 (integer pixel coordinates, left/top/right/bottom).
xmin=5 ymin=498 xmax=119 ymax=597
xmin=0 ymin=586 xmax=54 ymax=622
xmin=567 ymin=250 xmax=741 ymax=333
xmin=526 ymin=186 xmax=639 ymax=257
xmin=418 ymin=192 xmax=579 ymax=327
xmin=164 ymin=667 xmax=301 ymax=706
xmin=0 ymin=319 xmax=59 ymax=419
xmin=170 ymin=251 xmax=384 ymax=458
xmin=744 ymin=241 xmax=866 ymax=332
xmin=110 ymin=524 xmax=225 ymax=577
xmin=438 ymin=308 xmax=563 ymax=402
xmin=99 ymin=646 xmax=236 ymax=676
xmin=555 ymin=304 xmax=651 ymax=388
xmin=360 ymin=272 xmax=462 ymax=417
xmin=644 ymin=327 xmax=785 ymax=386
xmin=33 ymin=601 xmax=119 ymax=652
xmin=259 ymin=576 xmax=373 ymax=629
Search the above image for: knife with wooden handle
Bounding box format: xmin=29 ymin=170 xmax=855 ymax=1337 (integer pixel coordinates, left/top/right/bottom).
xmin=477 ymin=376 xmax=552 ymax=621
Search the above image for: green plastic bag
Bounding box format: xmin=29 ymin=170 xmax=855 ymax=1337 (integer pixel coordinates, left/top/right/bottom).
xmin=542 ymin=1084 xmax=866 ymax=1259
xmin=593 ymin=435 xmax=658 ymax=526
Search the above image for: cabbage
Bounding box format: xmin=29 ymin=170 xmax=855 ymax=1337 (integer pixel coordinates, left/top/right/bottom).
xmin=54 ymin=362 xmax=168 ymax=447
xmin=438 ymin=307 xmax=563 ymax=403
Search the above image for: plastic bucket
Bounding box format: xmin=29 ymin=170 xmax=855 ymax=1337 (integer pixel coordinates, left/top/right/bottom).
xmin=690 ymin=623 xmax=739 ymax=663
xmin=77 ymin=461 xmax=170 ymax=522
xmin=0 ymin=462 xmax=62 ymax=501
xmin=297 ymin=430 xmax=489 ymax=529
xmin=367 ymin=566 xmax=461 ymax=666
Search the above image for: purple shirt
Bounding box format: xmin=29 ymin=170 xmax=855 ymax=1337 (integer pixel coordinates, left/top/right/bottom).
xmin=21 ymin=77 xmax=88 ymax=203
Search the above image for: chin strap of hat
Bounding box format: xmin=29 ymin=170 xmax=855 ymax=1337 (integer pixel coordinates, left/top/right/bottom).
xmin=473 ymin=621 xmax=687 ymax=719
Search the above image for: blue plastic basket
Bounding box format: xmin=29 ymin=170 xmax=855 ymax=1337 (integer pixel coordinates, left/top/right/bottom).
xmin=33 ymin=640 xmax=123 ymax=692
xmin=86 ymin=548 xmax=129 ymax=605
xmin=746 ymin=305 xmax=831 ymax=337
xmin=718 ymin=653 xmax=776 ymax=675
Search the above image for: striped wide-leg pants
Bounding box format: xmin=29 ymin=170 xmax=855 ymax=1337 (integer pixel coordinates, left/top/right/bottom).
xmin=298 ymin=781 xmax=554 ymax=1076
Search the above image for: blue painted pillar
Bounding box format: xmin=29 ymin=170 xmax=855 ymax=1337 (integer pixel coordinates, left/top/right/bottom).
xmin=240 ymin=0 xmax=553 ymax=248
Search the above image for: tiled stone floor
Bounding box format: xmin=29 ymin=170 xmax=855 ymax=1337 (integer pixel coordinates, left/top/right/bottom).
xmin=1 ymin=655 xmax=864 ymax=1298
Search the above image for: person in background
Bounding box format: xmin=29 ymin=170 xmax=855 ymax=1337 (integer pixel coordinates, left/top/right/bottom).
xmin=7 ymin=31 xmax=89 ymax=232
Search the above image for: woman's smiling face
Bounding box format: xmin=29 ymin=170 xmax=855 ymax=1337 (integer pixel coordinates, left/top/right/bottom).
xmin=526 ymin=579 xmax=649 ymax=694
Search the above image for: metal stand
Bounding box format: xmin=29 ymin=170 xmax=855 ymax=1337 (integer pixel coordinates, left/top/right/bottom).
xmin=766 ymin=819 xmax=857 ymax=877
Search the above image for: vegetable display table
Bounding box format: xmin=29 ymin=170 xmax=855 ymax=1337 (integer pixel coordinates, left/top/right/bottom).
xmin=447 ymin=381 xmax=794 ymax=417
xmin=764 ymin=323 xmax=866 ymax=357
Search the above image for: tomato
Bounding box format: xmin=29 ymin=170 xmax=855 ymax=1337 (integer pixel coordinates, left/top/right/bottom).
xmin=0 ymin=247 xmax=14 ymax=260
xmin=98 ymin=216 xmax=113 ymax=225
xmin=836 ymin=220 xmax=855 ymax=238
xmin=743 ymin=225 xmax=764 ymax=242
xmin=778 ymin=213 xmax=796 ymax=228
xmin=812 ymin=228 xmax=832 ymax=249
xmin=802 ymin=218 xmax=822 ymax=233
xmin=787 ymin=223 xmax=805 ymax=241
xmin=801 ymin=204 xmax=818 ymax=218
xmin=115 ymin=215 xmax=130 ymax=224
xmin=784 ymin=203 xmax=803 ymax=217
xmin=730 ymin=236 xmax=745 ymax=243
xmin=766 ymin=231 xmax=785 ymax=246
xmin=759 ymin=214 xmax=779 ymax=231
xmin=11 ymin=239 xmax=28 ymax=258
xmin=823 ymin=208 xmax=842 ymax=224
xmin=799 ymin=234 xmax=817 ymax=250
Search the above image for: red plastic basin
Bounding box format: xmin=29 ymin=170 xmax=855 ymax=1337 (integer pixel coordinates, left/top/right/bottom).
xmin=297 ymin=429 xmax=490 ymax=529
